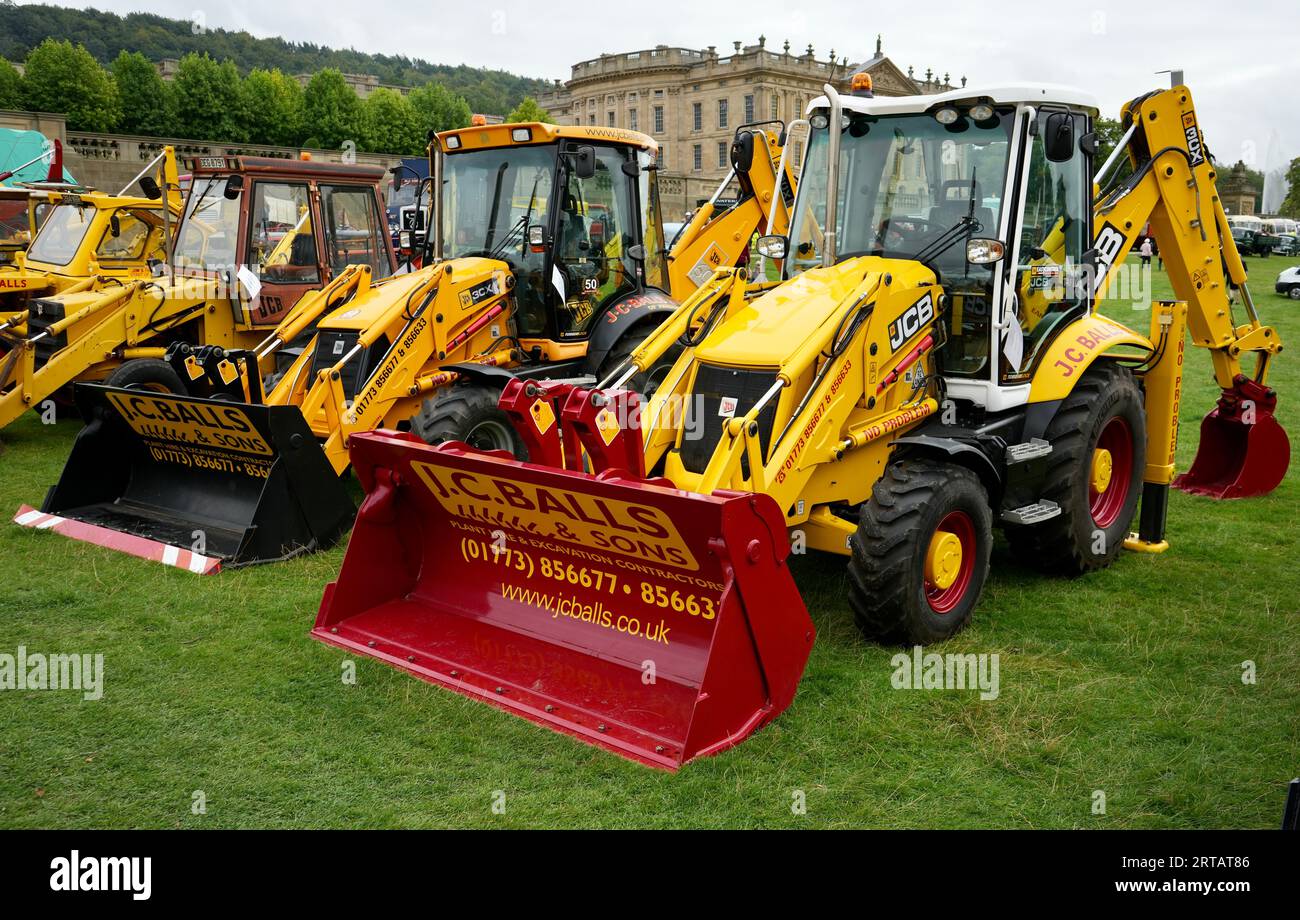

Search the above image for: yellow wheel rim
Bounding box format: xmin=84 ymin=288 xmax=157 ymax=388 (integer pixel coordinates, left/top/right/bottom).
xmin=1091 ymin=447 xmax=1113 ymax=494
xmin=925 ymin=530 xmax=964 ymax=591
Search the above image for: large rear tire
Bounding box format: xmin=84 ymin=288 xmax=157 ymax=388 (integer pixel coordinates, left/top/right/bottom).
xmin=104 ymin=358 xmax=187 ymax=395
xmin=411 ymin=384 xmax=527 ymax=459
xmin=848 ymin=459 xmax=993 ymax=645
xmin=1005 ymin=361 xmax=1145 ymax=574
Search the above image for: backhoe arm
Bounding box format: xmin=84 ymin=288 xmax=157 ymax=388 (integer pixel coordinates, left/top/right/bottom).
xmin=1091 ymin=84 xmax=1288 ymax=498
xmin=666 ymin=126 xmax=795 ymax=299
xmin=1092 ymin=85 xmax=1282 ymax=388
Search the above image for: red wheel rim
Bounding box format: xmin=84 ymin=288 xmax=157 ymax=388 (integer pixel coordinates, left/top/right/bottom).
xmin=925 ymin=510 xmax=976 ymax=615
xmin=1089 ymin=416 xmax=1134 ymax=528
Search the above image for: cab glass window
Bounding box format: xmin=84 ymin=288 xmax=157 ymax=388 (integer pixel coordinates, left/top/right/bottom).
xmin=95 ymin=208 xmax=162 ymax=264
xmin=249 ymin=182 xmax=319 ymax=284
xmin=321 ymin=185 xmax=387 ymax=276
xmin=552 ymin=145 xmax=639 ymax=337
xmin=1008 ymin=111 xmax=1090 ymax=381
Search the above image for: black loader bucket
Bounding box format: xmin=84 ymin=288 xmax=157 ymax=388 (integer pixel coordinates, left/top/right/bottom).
xmin=15 ymin=384 xmax=354 ymax=572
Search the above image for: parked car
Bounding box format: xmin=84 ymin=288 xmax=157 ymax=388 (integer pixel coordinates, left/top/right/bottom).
xmin=1276 ymin=266 xmax=1300 ymax=299
xmin=1232 ymin=226 xmax=1279 ymax=258
xmin=1274 ymin=233 xmax=1298 ymax=257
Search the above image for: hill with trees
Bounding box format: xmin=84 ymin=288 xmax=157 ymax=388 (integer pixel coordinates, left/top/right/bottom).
xmin=0 ymin=1 xmax=550 ymax=116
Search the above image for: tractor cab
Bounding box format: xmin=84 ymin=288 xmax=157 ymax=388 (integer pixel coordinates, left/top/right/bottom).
xmin=172 ymin=155 xmax=397 ymax=329
xmin=0 ymin=187 xmax=58 ymax=266
xmin=435 ymin=123 xmax=668 ymax=365
xmin=780 ymin=84 xmax=1101 ymax=414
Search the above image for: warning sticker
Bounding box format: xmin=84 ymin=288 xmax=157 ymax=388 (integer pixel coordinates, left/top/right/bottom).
xmin=687 ymin=242 xmax=727 ymax=288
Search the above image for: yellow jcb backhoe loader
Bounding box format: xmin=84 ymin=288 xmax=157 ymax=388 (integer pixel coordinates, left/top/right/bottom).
xmin=23 ymin=121 xmax=795 ymax=569
xmin=0 ymin=145 xmax=181 ymax=350
xmin=309 ymin=77 xmax=1287 ymax=769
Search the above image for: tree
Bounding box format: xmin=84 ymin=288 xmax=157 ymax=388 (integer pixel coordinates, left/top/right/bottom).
xmin=408 ymin=82 xmax=472 ymax=136
xmin=0 ymin=57 xmax=21 ymax=108
xmin=359 ymin=87 xmax=422 ymax=154
xmin=171 ymin=52 xmax=246 ymax=141
xmin=20 ymin=39 xmax=119 ymax=131
xmin=1279 ymin=157 xmax=1300 ymax=220
xmin=303 ymin=69 xmax=361 ymax=150
xmin=242 ymin=67 xmax=304 ymax=147
xmin=506 ymin=97 xmax=549 ymax=124
xmin=111 ymin=51 xmax=168 ymax=136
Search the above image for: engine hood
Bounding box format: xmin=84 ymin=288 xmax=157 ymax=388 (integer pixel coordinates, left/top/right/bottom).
xmin=693 ymin=256 xmax=924 ymax=368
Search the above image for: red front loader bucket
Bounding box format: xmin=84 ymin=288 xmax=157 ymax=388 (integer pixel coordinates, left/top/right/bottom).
xmin=313 ymin=429 xmax=814 ymax=770
xmin=1174 ymin=376 xmax=1291 ymax=499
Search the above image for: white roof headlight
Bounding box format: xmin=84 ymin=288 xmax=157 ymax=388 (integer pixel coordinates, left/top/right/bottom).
xmin=934 ymin=106 xmax=960 ymax=125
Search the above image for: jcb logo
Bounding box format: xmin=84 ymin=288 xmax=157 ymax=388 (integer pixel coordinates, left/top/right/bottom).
xmin=1182 ymin=112 xmax=1205 ymax=167
xmin=1090 ymin=223 xmax=1126 ymax=294
xmin=888 ymin=293 xmax=935 ymax=352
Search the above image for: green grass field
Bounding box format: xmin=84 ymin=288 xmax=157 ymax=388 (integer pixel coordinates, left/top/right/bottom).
xmin=1 ymin=256 xmax=1296 ymax=829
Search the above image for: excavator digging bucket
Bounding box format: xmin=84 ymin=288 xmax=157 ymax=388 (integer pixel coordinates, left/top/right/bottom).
xmin=313 ymin=430 xmax=815 ymax=770
xmin=17 ymin=384 xmax=354 ymax=571
xmin=1173 ymin=377 xmax=1291 ymax=499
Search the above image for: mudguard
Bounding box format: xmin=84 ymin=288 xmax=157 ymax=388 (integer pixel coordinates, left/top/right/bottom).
xmin=583 ymin=287 xmax=679 ymax=376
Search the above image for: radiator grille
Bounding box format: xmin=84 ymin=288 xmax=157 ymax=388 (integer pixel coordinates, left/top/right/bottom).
xmin=679 ymin=363 xmax=779 ymax=476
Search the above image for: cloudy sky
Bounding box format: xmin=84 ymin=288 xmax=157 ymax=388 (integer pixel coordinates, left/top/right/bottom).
xmin=24 ymin=0 xmax=1300 ymax=187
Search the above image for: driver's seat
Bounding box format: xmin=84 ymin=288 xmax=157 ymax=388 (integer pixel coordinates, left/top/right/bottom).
xmin=929 ymin=179 xmax=994 ymax=238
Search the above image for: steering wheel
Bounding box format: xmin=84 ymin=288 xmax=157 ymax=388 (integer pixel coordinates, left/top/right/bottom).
xmin=874 ymin=216 xmax=938 ymax=251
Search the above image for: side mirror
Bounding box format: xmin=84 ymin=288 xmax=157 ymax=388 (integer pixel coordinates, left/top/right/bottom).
xmin=966 ymin=238 xmax=1005 ymax=264
xmin=621 ymin=159 xmax=641 ymax=177
xmin=109 ymin=214 xmax=121 ymax=238
xmin=756 ymin=234 xmax=788 ymax=260
xmin=626 ymin=244 xmax=646 ymax=261
xmin=1044 ymin=112 xmax=1075 ymax=163
xmin=138 ymin=176 xmax=162 ymax=200
xmin=223 ymin=175 xmax=245 ymax=200
xmin=730 ymin=130 xmax=755 ymax=174
xmin=572 ymin=145 xmax=597 ymax=180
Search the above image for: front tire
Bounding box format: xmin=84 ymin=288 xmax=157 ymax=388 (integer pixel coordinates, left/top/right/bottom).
xmin=103 ymin=358 xmax=187 ymax=395
xmin=1288 ymin=285 xmax=1300 ymax=300
xmin=848 ymin=459 xmax=993 ymax=645
xmin=411 ymin=384 xmax=527 ymax=459
xmin=1005 ymin=361 xmax=1145 ymax=574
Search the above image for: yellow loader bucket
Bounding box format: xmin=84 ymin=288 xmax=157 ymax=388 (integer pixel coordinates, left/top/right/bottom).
xmin=313 ymin=419 xmax=815 ymax=770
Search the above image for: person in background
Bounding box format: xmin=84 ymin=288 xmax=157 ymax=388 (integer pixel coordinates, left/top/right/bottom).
xmin=1139 ymin=236 xmax=1154 ymax=267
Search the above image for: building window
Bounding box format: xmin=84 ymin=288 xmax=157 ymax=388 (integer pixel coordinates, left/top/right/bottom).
xmin=653 ymin=105 xmax=664 ymax=134
xmin=628 ymin=91 xmax=638 ymax=102
xmin=653 ymin=89 xmax=664 ymax=98
xmin=659 ymin=144 xmax=668 ymax=169
xmin=692 ymin=102 xmax=702 ymax=132
xmin=693 ymin=144 xmax=702 ymax=171
xmin=629 ymin=108 xmax=638 ymax=131
xmin=718 ymin=98 xmax=729 ymax=130
xmin=718 ymin=141 xmax=727 ymax=168
xmin=608 ymin=111 xmax=616 ymax=127
xmin=770 ymin=93 xmax=779 ymax=121
xmin=744 ymin=94 xmax=754 ymax=124
xmin=589 ymin=113 xmax=596 ymax=125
